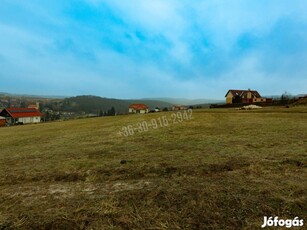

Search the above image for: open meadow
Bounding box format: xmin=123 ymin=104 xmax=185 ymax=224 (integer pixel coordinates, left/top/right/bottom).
xmin=0 ymin=107 xmax=306 ymax=229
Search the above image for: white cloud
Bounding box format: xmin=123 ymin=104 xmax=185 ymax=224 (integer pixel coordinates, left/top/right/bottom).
xmin=1 ymin=0 xmax=307 ymax=98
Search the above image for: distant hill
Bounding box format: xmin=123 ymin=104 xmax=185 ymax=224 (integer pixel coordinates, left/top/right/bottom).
xmin=61 ymin=95 xmax=173 ymax=114
xmin=141 ymin=97 xmax=223 ymax=105
xmin=0 ymin=92 xmax=223 ymax=113
xmin=0 ymin=92 xmax=66 ymax=99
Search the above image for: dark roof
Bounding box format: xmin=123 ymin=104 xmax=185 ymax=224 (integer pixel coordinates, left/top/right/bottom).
xmin=0 ymin=108 xmax=43 ymax=118
xmin=129 ymin=104 xmax=149 ymax=110
xmin=225 ymin=89 xmax=261 ymax=98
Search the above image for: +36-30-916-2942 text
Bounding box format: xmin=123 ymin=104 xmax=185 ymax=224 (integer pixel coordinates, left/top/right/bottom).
xmin=118 ymin=109 xmax=193 ymax=137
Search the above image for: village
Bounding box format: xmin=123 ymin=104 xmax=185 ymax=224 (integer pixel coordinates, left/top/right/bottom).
xmin=1 ymin=89 xmax=306 ymax=127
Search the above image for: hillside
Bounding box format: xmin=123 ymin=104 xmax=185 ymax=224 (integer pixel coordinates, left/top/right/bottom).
xmin=293 ymin=97 xmax=307 ymax=106
xmin=61 ymin=96 xmax=130 ymax=114
xmin=61 ymin=95 xmax=173 ymax=114
xmin=0 ymin=93 xmax=173 ymax=114
xmin=0 ymin=107 xmax=306 ymax=229
xmin=141 ymin=97 xmax=224 ymax=106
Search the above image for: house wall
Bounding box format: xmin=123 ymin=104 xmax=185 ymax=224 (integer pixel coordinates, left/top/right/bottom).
xmin=226 ymin=92 xmax=233 ymax=104
xmin=129 ymin=108 xmax=148 ymax=114
xmin=226 ymin=97 xmax=233 ymax=104
xmin=253 ymin=98 xmax=266 ymax=103
xmin=17 ymin=116 xmax=41 ymax=124
xmin=247 ymin=92 xmax=252 ymax=99
xmin=139 ymin=109 xmax=148 ymax=114
xmin=0 ymin=119 xmax=6 ymax=127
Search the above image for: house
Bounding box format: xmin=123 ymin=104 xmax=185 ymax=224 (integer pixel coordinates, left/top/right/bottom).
xmin=0 ymin=116 xmax=6 ymax=127
xmin=28 ymin=102 xmax=40 ymax=110
xmin=0 ymin=108 xmax=43 ymax=125
xmin=172 ymin=105 xmax=188 ymax=111
xmin=154 ymin=107 xmax=161 ymax=112
xmin=225 ymin=89 xmax=270 ymax=104
xmin=128 ymin=104 xmax=149 ymax=114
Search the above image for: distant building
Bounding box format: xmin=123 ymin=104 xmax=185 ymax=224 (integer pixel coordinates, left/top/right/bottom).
xmin=172 ymin=105 xmax=187 ymax=111
xmin=128 ymin=104 xmax=149 ymax=114
xmin=28 ymin=102 xmax=40 ymax=110
xmin=225 ymin=89 xmax=271 ymax=104
xmin=0 ymin=108 xmax=43 ymax=125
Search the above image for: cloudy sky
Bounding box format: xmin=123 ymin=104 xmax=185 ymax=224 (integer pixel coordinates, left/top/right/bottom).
xmin=0 ymin=0 xmax=306 ymax=99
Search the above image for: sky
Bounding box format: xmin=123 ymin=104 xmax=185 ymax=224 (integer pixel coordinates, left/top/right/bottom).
xmin=0 ymin=0 xmax=306 ymax=99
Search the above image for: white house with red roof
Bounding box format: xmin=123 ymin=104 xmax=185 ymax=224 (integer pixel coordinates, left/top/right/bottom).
xmin=128 ymin=104 xmax=149 ymax=114
xmin=0 ymin=108 xmax=43 ymax=125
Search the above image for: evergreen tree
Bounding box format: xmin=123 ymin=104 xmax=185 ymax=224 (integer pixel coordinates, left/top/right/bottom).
xmin=107 ymin=107 xmax=116 ymax=116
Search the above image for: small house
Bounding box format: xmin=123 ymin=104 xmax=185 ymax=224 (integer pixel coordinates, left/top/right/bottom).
xmin=128 ymin=104 xmax=149 ymax=114
xmin=0 ymin=108 xmax=43 ymax=125
xmin=28 ymin=102 xmax=40 ymax=110
xmin=172 ymin=105 xmax=187 ymax=111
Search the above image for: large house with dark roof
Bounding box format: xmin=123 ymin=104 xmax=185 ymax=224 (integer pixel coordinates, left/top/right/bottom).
xmin=0 ymin=108 xmax=43 ymax=125
xmin=225 ymin=89 xmax=271 ymax=104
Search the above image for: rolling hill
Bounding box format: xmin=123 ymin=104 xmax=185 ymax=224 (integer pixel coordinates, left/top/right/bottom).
xmin=141 ymin=97 xmax=224 ymax=105
xmin=60 ymin=95 xmax=173 ymax=114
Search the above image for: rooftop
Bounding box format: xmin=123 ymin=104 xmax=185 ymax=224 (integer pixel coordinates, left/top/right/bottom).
xmin=129 ymin=104 xmax=149 ymax=110
xmin=1 ymin=108 xmax=43 ymax=118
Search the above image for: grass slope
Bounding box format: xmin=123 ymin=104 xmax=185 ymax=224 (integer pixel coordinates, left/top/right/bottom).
xmin=0 ymin=107 xmax=306 ymax=229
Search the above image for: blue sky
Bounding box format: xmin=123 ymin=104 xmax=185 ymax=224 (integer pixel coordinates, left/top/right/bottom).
xmin=0 ymin=0 xmax=306 ymax=99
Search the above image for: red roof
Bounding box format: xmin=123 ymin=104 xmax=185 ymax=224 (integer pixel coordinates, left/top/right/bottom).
xmin=1 ymin=108 xmax=43 ymax=118
xmin=129 ymin=104 xmax=149 ymax=110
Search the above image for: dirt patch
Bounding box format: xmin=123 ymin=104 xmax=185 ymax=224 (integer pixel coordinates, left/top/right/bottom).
xmin=203 ymin=159 xmax=251 ymax=174
xmin=53 ymin=172 xmax=87 ymax=182
xmin=47 ymin=180 xmax=155 ymax=198
xmin=108 ymin=181 xmax=153 ymax=193
xmin=280 ymin=159 xmax=305 ymax=167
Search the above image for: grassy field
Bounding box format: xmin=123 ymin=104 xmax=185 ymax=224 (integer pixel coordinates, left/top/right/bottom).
xmin=0 ymin=107 xmax=306 ymax=229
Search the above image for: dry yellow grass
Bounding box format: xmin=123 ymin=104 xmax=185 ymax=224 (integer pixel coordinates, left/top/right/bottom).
xmin=0 ymin=107 xmax=306 ymax=229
